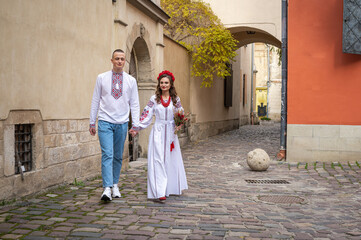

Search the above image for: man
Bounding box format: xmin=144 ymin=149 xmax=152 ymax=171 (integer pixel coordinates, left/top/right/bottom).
xmin=90 ymin=49 xmax=140 ymax=201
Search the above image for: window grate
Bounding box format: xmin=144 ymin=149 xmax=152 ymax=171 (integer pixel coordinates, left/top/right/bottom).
xmin=343 ymin=0 xmax=361 ymax=55
xmin=15 ymin=124 xmax=33 ymax=174
xmin=245 ymin=179 xmax=290 ymax=184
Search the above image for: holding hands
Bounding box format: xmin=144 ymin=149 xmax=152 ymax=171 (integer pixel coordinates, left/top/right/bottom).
xmin=90 ymin=126 xmax=138 ymax=138
xmin=129 ymin=129 xmax=138 ymax=137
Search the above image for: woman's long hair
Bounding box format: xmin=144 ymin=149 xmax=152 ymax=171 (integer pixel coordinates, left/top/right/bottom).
xmin=155 ymin=74 xmax=178 ymax=105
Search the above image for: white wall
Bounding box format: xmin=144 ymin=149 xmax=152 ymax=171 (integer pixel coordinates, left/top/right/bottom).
xmin=203 ymin=0 xmax=282 ymax=41
xmin=0 ymin=0 xmax=112 ymax=120
xmin=238 ymin=45 xmax=253 ymax=125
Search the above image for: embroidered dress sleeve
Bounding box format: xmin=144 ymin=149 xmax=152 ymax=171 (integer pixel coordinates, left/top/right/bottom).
xmin=89 ymin=75 xmax=102 ymax=128
xmin=170 ymin=97 xmax=184 ymax=152
xmin=175 ymin=96 xmax=184 ymax=113
xmin=129 ymin=77 xmax=140 ymax=130
xmin=135 ymin=97 xmax=155 ymax=130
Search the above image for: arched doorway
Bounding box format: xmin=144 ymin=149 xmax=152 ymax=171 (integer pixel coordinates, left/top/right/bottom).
xmin=128 ymin=37 xmax=152 ymax=162
xmin=228 ymin=27 xmax=282 ymax=125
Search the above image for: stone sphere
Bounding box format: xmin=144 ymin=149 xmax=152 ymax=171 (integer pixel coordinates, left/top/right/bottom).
xmin=247 ymin=148 xmax=270 ymax=171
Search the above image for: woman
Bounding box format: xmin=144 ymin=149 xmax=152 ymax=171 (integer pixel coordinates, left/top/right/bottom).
xmin=130 ymin=70 xmax=188 ymax=201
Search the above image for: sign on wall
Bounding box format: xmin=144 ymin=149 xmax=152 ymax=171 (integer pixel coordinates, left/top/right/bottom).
xmin=343 ymin=0 xmax=361 ymax=54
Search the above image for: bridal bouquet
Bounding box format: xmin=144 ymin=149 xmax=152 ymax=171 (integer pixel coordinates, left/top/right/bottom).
xmin=174 ymin=109 xmax=189 ymax=134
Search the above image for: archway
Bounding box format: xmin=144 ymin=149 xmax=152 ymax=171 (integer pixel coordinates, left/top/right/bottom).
xmin=229 ymin=26 xmax=282 ymax=125
xmin=229 ymin=26 xmax=281 ymax=49
xmin=128 ymin=37 xmax=152 ymax=161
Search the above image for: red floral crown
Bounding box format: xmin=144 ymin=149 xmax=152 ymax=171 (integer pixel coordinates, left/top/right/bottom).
xmin=157 ymin=70 xmax=175 ymax=82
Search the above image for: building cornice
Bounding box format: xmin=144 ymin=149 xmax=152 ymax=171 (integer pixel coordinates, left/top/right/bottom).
xmin=127 ymin=0 xmax=169 ymax=25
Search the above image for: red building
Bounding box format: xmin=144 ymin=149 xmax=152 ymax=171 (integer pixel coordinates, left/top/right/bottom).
xmin=287 ymin=0 xmax=361 ymax=162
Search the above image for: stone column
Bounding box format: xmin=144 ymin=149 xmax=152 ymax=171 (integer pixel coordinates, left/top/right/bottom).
xmin=155 ymin=22 xmax=165 ymax=76
xmin=137 ymin=82 xmax=157 ymax=157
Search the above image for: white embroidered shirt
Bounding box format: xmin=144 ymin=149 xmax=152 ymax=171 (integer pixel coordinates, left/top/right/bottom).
xmin=90 ymin=70 xmax=140 ymax=128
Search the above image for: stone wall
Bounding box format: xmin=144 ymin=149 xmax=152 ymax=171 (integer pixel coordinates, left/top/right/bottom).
xmin=0 ymin=121 xmax=4 ymax=181
xmin=239 ymin=115 xmax=250 ymax=126
xmin=43 ymin=119 xmax=101 ymax=181
xmin=287 ymin=124 xmax=361 ymax=163
xmin=0 ymin=110 xmax=107 ymax=200
xmin=189 ymin=119 xmax=239 ymax=142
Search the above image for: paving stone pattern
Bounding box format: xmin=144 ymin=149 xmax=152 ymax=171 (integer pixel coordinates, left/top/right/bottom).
xmin=0 ymin=124 xmax=360 ymax=239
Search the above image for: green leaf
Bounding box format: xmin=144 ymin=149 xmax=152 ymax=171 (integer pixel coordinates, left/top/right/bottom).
xmin=161 ymin=0 xmax=239 ymax=87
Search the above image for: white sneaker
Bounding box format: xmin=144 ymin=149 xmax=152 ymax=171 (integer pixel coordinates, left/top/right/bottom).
xmin=112 ymin=184 xmax=121 ymax=198
xmin=101 ymin=187 xmax=112 ymax=201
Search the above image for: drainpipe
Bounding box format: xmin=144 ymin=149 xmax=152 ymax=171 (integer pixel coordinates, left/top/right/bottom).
xmin=278 ymin=0 xmax=288 ymax=160
xmin=266 ymin=44 xmax=270 ymax=118
xmin=250 ymin=43 xmax=254 ymax=125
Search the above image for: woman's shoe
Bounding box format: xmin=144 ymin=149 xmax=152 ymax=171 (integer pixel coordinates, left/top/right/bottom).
xmin=159 ymin=196 xmax=166 ymax=201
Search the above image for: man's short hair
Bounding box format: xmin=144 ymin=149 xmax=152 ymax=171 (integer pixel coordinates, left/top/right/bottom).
xmin=112 ymin=49 xmax=124 ymax=58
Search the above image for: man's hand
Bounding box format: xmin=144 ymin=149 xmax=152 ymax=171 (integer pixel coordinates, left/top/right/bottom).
xmin=89 ymin=127 xmax=96 ymax=136
xmin=129 ymin=129 xmax=138 ymax=137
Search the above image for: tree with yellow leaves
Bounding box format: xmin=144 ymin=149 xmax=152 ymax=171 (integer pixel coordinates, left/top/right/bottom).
xmin=161 ymin=0 xmax=238 ymax=87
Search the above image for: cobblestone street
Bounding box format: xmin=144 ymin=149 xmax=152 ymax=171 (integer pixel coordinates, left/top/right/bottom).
xmin=0 ymin=124 xmax=360 ymax=240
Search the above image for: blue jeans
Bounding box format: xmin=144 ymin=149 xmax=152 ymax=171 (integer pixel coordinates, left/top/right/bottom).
xmin=98 ymin=120 xmax=128 ymax=188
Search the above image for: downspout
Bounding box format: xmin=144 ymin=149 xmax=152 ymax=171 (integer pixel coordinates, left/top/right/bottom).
xmin=250 ymin=43 xmax=254 ymax=125
xmin=278 ymin=0 xmax=288 ymax=160
xmin=266 ymin=44 xmax=270 ymax=118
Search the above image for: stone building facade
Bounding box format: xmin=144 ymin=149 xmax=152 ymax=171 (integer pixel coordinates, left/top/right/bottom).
xmin=0 ymin=0 xmax=169 ymax=200
xmin=254 ymin=43 xmax=282 ymax=121
xmin=0 ymin=0 xmax=245 ymax=200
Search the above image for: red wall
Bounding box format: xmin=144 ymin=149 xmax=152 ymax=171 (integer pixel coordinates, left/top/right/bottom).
xmin=288 ymin=0 xmax=361 ymax=125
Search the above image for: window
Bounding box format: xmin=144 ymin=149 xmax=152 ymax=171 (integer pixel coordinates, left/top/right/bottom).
xmin=224 ymin=64 xmax=233 ymax=107
xmin=15 ymin=124 xmax=33 ymax=174
xmin=343 ymin=0 xmax=361 ymax=55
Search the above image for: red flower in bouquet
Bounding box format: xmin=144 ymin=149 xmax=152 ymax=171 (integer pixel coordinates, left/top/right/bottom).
xmin=174 ymin=109 xmax=189 ymax=134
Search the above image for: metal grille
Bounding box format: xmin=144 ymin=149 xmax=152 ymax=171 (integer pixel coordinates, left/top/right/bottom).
xmin=258 ymin=195 xmax=304 ymax=204
xmin=245 ymin=179 xmax=290 ymax=184
xmin=343 ymin=0 xmax=361 ymax=54
xmin=258 ymin=103 xmax=267 ymax=117
xmin=15 ymin=124 xmax=33 ymax=174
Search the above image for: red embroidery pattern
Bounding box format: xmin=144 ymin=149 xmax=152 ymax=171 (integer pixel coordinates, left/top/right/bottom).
xmin=170 ymin=142 xmax=175 ymax=152
xmin=140 ymin=109 xmax=149 ymax=122
xmin=111 ymin=72 xmax=123 ymax=99
xmin=147 ymin=100 xmax=154 ymax=108
xmin=175 ymin=100 xmax=182 ymax=108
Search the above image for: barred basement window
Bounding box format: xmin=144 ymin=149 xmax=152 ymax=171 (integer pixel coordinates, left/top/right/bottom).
xmin=15 ymin=124 xmax=33 ymax=174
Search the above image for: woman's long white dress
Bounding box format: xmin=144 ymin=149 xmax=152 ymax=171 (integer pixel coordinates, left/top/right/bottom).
xmin=139 ymin=95 xmax=188 ymax=199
